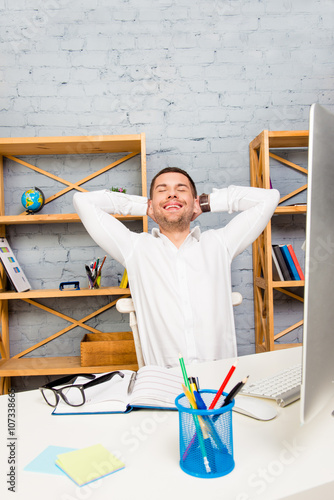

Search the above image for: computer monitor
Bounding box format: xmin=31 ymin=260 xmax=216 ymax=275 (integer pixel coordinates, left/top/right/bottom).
xmin=300 ymin=103 xmax=334 ymax=424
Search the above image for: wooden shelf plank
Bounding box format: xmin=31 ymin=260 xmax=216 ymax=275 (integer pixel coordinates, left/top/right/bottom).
xmin=268 ymin=131 xmax=309 ymax=148
xmin=255 ymin=277 xmax=305 ymax=289
xmin=0 ymin=287 xmax=131 ymax=300
xmin=0 ymin=134 xmax=143 ymax=156
xmin=272 ymin=280 xmax=305 ymax=288
xmin=275 ymin=205 xmax=307 ymax=214
xmin=0 ymin=356 xmax=138 ymax=376
xmin=273 ymin=343 xmax=302 ymax=350
xmin=0 ymin=213 xmax=144 ymax=225
xmin=256 ymin=343 xmax=302 ymax=353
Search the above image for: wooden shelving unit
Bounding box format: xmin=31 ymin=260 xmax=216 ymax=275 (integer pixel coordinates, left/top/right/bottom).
xmin=0 ymin=133 xmax=147 ymax=394
xmin=249 ymin=130 xmax=308 ymax=353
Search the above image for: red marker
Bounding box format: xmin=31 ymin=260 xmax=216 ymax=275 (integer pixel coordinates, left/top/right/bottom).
xmin=209 ymin=359 xmax=238 ymax=410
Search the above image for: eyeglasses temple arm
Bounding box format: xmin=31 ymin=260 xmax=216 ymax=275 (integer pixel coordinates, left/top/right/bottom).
xmin=42 ymin=373 xmax=95 ymax=389
xmin=83 ymin=371 xmax=124 ymax=389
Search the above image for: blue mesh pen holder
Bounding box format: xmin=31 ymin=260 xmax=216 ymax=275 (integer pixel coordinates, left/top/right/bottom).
xmin=175 ymin=390 xmax=235 ymax=478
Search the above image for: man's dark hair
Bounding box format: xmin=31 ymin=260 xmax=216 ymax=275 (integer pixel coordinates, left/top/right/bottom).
xmin=149 ymin=167 xmax=197 ymax=198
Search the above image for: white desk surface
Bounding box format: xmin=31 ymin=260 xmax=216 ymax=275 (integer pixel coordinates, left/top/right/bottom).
xmin=0 ymin=347 xmax=333 ymax=500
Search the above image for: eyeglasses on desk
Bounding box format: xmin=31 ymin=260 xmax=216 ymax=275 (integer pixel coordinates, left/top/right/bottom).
xmin=39 ymin=371 xmax=124 ymax=407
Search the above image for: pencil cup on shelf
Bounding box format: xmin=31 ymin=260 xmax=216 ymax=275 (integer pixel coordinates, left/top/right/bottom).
xmin=175 ymin=390 xmax=235 ymax=478
xmin=87 ymin=274 xmax=101 ymax=289
xmin=85 ymin=257 xmax=106 ymax=290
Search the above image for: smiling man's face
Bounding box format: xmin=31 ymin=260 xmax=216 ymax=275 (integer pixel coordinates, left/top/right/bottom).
xmin=148 ymin=172 xmax=200 ymax=232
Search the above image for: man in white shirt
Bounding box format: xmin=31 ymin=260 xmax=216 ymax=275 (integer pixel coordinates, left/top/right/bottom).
xmin=73 ymin=167 xmax=279 ymax=367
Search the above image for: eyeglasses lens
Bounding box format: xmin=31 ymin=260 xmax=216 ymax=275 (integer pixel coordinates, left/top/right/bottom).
xmin=61 ymin=385 xmax=85 ymax=406
xmin=41 ymin=388 xmax=58 ymax=407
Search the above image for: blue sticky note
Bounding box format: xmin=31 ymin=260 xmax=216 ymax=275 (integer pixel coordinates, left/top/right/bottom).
xmin=24 ymin=445 xmax=76 ymax=476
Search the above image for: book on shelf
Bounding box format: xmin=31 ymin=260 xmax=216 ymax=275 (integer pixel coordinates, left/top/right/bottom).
xmin=286 ymin=244 xmax=305 ymax=280
xmin=272 ymin=245 xmax=291 ymax=281
xmin=119 ymin=268 xmax=128 ymax=288
xmin=280 ymin=245 xmax=301 ymax=280
xmin=52 ymin=365 xmax=183 ymax=415
xmin=0 ymin=237 xmax=31 ymax=292
xmin=272 ymin=246 xmax=284 ymax=281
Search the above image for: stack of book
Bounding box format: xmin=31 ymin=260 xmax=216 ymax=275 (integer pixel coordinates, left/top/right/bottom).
xmin=0 ymin=237 xmax=31 ymax=292
xmin=272 ymin=244 xmax=305 ymax=282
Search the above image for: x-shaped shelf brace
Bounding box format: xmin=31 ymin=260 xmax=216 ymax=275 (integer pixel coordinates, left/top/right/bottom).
xmin=11 ymin=294 xmax=130 ymax=360
xmin=269 ymin=152 xmax=308 ymax=205
xmin=4 ymin=150 xmax=139 ymax=213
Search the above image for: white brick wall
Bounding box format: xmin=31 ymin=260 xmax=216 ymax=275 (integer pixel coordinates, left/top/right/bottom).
xmin=1 ymin=0 xmax=333 ymax=390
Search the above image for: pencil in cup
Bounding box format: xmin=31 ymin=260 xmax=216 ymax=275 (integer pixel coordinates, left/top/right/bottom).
xmin=181 ymin=384 xmax=216 ymax=472
xmin=175 ymin=390 xmax=235 ymax=479
xmin=178 ymin=355 xmax=212 ymax=473
xmin=181 ymin=384 xmax=212 ymax=473
xmin=93 ymin=256 xmax=106 ymax=288
xmin=182 ymin=390 xmax=229 ymax=461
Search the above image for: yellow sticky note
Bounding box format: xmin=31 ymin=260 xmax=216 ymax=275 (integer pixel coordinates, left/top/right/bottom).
xmin=56 ymin=444 xmax=125 ymax=486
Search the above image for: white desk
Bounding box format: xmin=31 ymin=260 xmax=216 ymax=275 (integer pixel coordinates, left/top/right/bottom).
xmin=0 ymin=347 xmax=333 ymax=500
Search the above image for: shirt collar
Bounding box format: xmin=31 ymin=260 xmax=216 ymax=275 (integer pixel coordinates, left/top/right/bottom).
xmin=151 ymin=225 xmax=201 ymax=243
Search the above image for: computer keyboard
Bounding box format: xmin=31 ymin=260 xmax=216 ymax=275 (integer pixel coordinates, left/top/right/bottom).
xmin=240 ymin=364 xmax=302 ymax=407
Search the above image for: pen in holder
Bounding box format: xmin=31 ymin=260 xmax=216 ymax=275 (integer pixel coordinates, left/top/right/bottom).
xmin=86 ymin=256 xmax=106 ymax=290
xmin=175 ymin=390 xmax=235 ymax=478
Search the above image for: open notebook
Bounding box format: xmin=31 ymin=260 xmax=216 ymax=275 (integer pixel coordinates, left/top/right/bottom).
xmin=53 ymin=365 xmax=183 ymax=415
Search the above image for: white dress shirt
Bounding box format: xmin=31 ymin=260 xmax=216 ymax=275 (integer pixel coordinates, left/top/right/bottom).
xmin=73 ymin=185 xmax=279 ymax=367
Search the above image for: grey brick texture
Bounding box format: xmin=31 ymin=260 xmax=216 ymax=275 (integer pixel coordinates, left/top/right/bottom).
xmin=0 ymin=0 xmax=333 ymax=390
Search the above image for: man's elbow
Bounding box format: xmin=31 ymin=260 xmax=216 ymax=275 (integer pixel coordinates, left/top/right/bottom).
xmin=271 ymin=188 xmax=280 ymax=209
xmin=73 ymin=191 xmax=86 ymax=213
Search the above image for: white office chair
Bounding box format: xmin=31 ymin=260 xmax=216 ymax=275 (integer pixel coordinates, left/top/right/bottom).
xmin=116 ymin=292 xmax=242 ymax=369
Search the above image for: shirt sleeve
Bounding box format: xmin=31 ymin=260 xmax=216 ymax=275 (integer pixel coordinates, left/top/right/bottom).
xmin=73 ymin=190 xmax=148 ymax=265
xmin=210 ymin=185 xmax=280 ymax=259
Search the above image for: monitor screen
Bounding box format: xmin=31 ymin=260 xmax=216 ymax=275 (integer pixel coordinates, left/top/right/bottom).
xmin=301 ymin=103 xmax=334 ymax=424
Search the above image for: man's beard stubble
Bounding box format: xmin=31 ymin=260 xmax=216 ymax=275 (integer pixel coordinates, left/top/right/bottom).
xmin=153 ymin=211 xmax=192 ymax=232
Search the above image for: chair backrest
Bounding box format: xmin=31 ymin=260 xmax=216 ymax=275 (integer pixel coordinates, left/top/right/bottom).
xmin=116 ymin=292 xmax=243 ymax=369
xmin=231 ymin=291 xmax=243 ymax=306
xmin=116 ymin=298 xmax=145 ymax=369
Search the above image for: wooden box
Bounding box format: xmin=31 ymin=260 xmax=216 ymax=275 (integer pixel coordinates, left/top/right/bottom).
xmin=80 ymin=332 xmax=138 ymax=369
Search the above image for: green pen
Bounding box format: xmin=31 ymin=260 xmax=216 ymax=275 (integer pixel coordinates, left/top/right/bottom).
xmin=178 ymin=353 xmax=191 ymax=392
xmin=178 ymin=354 xmax=211 ymax=473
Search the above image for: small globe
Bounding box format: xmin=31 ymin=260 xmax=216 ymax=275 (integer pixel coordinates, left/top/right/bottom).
xmin=21 ymin=187 xmax=45 ymax=213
